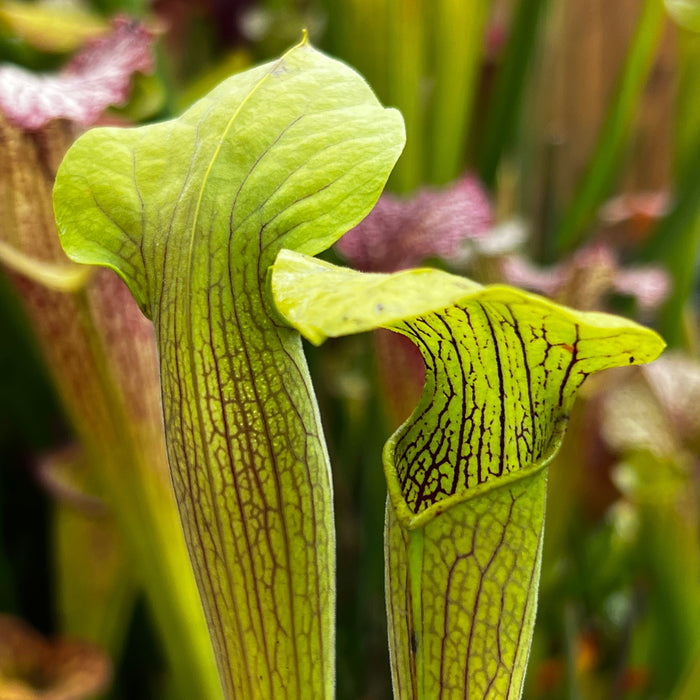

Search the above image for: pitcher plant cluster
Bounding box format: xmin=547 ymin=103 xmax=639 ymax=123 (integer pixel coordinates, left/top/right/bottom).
xmin=31 ymin=36 xmax=666 ymax=699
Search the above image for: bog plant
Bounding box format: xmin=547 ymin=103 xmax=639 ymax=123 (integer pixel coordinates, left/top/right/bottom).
xmin=53 ymin=38 xmax=664 ymax=699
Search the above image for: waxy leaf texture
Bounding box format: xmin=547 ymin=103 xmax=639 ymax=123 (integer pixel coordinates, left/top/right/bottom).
xmin=55 ymin=38 xmax=405 ymax=699
xmin=272 ymin=249 xmax=665 ymax=698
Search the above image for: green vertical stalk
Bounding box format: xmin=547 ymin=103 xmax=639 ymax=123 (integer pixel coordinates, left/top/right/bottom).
xmin=477 ymin=0 xmax=551 ymax=189
xmin=673 ymin=642 xmax=700 ymax=699
xmin=555 ymin=0 xmax=666 ymax=252
xmin=324 ymin=0 xmax=489 ymax=189
xmin=674 ymin=29 xmax=700 ymax=172
xmin=320 ymin=0 xmax=420 ymax=192
xmin=428 ymin=0 xmax=491 ymax=185
xmin=639 ymin=138 xmax=700 ymax=347
xmin=387 ymin=0 xmax=425 ymax=192
xmin=639 ymin=28 xmax=700 ymax=348
xmin=48 ymin=447 xmax=137 ymax=659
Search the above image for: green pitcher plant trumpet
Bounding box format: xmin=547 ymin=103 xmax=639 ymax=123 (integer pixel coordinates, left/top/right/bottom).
xmin=271 ymin=250 xmax=665 ymax=698
xmin=54 ymin=35 xmax=405 ymax=698
xmin=53 ymin=37 xmax=665 ymax=699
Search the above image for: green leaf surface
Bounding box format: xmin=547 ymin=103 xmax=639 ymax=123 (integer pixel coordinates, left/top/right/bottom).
xmin=56 ymin=37 xmax=404 ymax=317
xmin=666 ymin=0 xmax=700 ymax=32
xmin=55 ymin=38 xmax=404 ymax=699
xmin=386 ymin=471 xmax=546 ymax=699
xmin=271 ymin=249 xmax=665 ymax=698
xmin=270 ymin=249 xmax=482 ymax=345
xmin=272 ymin=250 xmax=664 ymax=525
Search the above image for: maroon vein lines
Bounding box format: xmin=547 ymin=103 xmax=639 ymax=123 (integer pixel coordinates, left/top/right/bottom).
xmin=389 ymin=301 xmax=586 ymax=517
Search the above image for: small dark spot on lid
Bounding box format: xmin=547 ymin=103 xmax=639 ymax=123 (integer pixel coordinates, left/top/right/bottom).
xmin=376 ymin=303 xmax=384 ymax=312
xmin=629 ymin=356 xmax=634 ymax=364
xmin=271 ymin=63 xmax=289 ymax=77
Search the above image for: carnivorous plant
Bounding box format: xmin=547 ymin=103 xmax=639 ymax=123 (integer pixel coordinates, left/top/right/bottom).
xmin=54 ymin=37 xmax=664 ymax=699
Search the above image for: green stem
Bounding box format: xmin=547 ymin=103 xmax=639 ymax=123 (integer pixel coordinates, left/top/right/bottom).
xmin=428 ymin=0 xmax=491 ymax=185
xmin=320 ymin=0 xmax=391 ymax=112
xmin=50 ymin=447 xmax=137 ymax=660
xmin=672 ymin=640 xmax=700 ymax=700
xmin=387 ymin=0 xmax=425 ymax=192
xmin=477 ymin=0 xmax=551 ymax=189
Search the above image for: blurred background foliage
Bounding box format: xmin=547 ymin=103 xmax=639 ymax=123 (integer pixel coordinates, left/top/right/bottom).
xmin=0 ymin=0 xmax=699 ymax=698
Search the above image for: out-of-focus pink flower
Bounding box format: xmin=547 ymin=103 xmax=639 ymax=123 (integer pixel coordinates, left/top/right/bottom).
xmin=600 ymin=352 xmax=700 ymax=461
xmin=643 ymin=354 xmax=700 ymax=453
xmin=614 ymin=267 xmax=670 ymax=312
xmin=500 ymin=255 xmax=563 ymax=298
xmin=600 ymin=191 xmax=670 ymax=226
xmin=599 ymin=190 xmax=670 ymax=246
xmin=501 ymin=242 xmax=670 ymax=312
xmin=336 ymin=175 xmax=493 ymax=272
xmin=0 ymin=17 xmax=155 ymax=130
